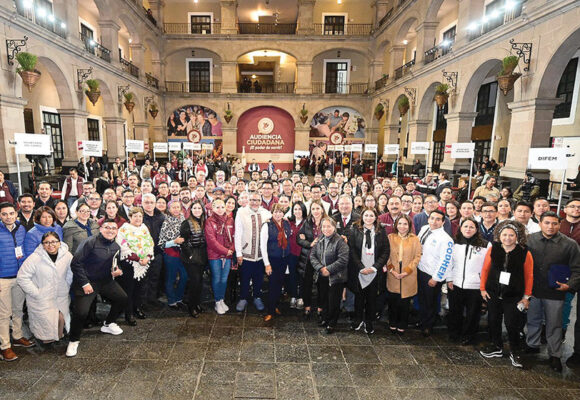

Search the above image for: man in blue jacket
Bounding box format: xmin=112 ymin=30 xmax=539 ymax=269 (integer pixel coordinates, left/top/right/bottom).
xmin=0 ymin=202 xmax=35 ymax=362
xmin=66 ymin=219 xmax=128 ymax=357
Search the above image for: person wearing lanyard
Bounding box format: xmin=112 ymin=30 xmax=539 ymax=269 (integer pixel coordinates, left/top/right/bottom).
xmin=261 ymin=204 xmax=292 ymax=322
xmin=386 ymin=214 xmax=422 ymax=335
xmin=310 ymin=217 xmax=349 ymax=334
xmin=348 ymin=207 xmax=389 ymax=334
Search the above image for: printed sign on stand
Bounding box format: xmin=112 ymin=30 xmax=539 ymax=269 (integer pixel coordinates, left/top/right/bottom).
xmin=527 ymin=148 xmax=568 ymax=170
xmin=365 ymin=144 xmax=378 ymax=153
xmin=351 ymin=143 xmax=363 ymax=152
xmin=202 ymin=143 xmax=214 ymax=151
xmin=183 ymin=142 xmax=196 ymax=151
xmin=168 ymin=142 xmax=182 ymax=151
xmin=344 ymin=145 xmax=353 ymax=152
xmin=327 ymin=145 xmax=335 ymax=151
xmin=153 ymin=142 xmax=168 ymax=153
xmin=410 ymin=142 xmax=430 ymax=155
xmin=384 ymin=144 xmax=400 ymax=155
xmin=192 ymin=143 xmax=202 ymax=151
xmin=126 ymin=140 xmax=144 ymax=153
xmin=451 ymin=143 xmax=475 ymax=159
xmin=334 ymin=145 xmax=344 ymax=152
xmin=82 ymin=141 xmax=103 ymax=157
xmin=14 ymin=133 xmax=51 ymax=155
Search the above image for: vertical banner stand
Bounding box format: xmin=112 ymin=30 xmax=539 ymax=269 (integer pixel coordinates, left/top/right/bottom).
xmin=16 ymin=155 xmax=22 ymax=196
xmin=557 ymin=171 xmax=566 ymax=214
xmin=468 ymin=156 xmax=474 ymax=198
xmin=527 ymin=147 xmax=568 ymax=214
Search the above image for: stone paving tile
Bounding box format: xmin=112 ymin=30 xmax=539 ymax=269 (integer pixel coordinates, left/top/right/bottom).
xmin=311 ymin=362 xmax=354 ymax=387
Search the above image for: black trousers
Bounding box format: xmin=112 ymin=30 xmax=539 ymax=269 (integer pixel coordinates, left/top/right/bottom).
xmin=417 ymin=270 xmax=442 ymax=330
xmin=183 ymin=261 xmax=204 ymax=309
xmin=69 ymin=280 xmax=128 ymax=342
xmin=388 ymin=292 xmax=411 ymax=330
xmin=268 ymin=257 xmax=287 ymax=315
xmin=447 ymin=286 xmax=482 ymax=340
xmin=118 ymin=262 xmax=144 ymax=318
xmin=302 ymin=261 xmax=315 ymax=308
xmin=575 ymin=294 xmax=580 ymax=354
xmin=318 ymin=276 xmax=344 ymax=328
xmin=354 ymin=276 xmax=378 ymax=325
xmin=487 ymin=296 xmax=523 ymax=350
xmin=142 ymin=256 xmax=163 ymax=303
xmin=375 ymin=272 xmax=388 ymax=317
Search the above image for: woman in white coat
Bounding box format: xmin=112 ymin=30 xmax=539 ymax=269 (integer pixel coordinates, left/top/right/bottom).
xmin=17 ymin=232 xmax=73 ymax=343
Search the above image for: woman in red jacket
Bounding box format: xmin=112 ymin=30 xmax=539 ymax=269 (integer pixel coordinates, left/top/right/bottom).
xmin=205 ymin=199 xmax=235 ymax=315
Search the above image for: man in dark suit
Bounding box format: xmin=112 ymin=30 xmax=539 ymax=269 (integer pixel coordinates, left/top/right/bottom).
xmin=118 ymin=189 xmax=135 ymax=221
xmin=332 ymin=195 xmax=360 ymax=236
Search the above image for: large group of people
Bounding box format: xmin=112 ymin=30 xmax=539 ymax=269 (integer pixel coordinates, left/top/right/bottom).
xmin=0 ymin=155 xmax=579 ymax=375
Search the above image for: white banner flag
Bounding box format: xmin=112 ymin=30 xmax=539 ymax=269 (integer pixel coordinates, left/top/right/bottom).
xmin=82 ymin=141 xmax=103 ymax=157
xmin=365 ymin=144 xmax=378 ymax=153
xmin=383 ymin=144 xmax=400 ymax=155
xmin=410 ymin=142 xmax=430 ymax=155
xmin=334 ymin=145 xmax=344 ymax=152
xmin=528 ymin=148 xmax=568 ymax=170
xmin=182 ymin=142 xmax=196 ymax=151
xmin=153 ymin=142 xmax=168 ymax=153
xmin=168 ymin=142 xmax=182 ymax=151
xmin=202 ymin=143 xmax=214 ymax=151
xmin=451 ymin=143 xmax=475 ymax=159
xmin=126 ymin=140 xmax=144 ymax=153
xmin=14 ymin=133 xmax=51 ymax=155
xmin=351 ymin=143 xmax=363 ymax=152
xmin=192 ymin=143 xmax=202 ymax=151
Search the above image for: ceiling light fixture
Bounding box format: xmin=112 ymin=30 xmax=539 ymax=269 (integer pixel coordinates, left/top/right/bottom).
xmin=402 ymin=39 xmax=408 ymax=45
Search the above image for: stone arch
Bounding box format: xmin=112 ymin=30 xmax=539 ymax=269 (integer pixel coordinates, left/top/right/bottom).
xmin=391 ymin=94 xmax=410 ymax=125
xmin=35 ymin=56 xmax=77 ymax=110
xmin=235 ymin=47 xmax=300 ymax=62
xmin=395 ymin=17 xmax=419 ymax=44
xmin=536 ymin=26 xmax=580 ymax=98
xmin=93 ymin=77 xmax=117 ymax=118
xmin=425 ymin=0 xmax=446 ymax=23
xmin=418 ymin=81 xmax=443 ymax=120
xmin=117 ymin=13 xmax=141 ymax=43
xmin=164 ymin=45 xmax=224 ymax=62
xmin=459 ymin=58 xmax=502 ymax=113
xmin=311 ymin=47 xmax=372 ymax=63
xmin=143 ymin=36 xmax=160 ymax=61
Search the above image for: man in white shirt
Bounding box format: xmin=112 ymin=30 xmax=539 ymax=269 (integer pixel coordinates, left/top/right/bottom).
xmin=417 ymin=209 xmax=454 ymax=337
xmin=304 ymin=184 xmax=330 ymax=215
xmin=234 ymin=192 xmax=272 ymax=312
xmin=513 ymin=201 xmax=540 ymax=234
xmin=61 ymin=168 xmax=85 ymax=208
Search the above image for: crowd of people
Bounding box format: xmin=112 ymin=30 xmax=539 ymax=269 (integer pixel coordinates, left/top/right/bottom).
xmin=0 ymin=155 xmax=579 ymax=374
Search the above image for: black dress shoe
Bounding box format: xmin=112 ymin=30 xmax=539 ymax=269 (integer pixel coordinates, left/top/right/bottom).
xmin=303 ymin=310 xmax=311 ymax=320
xmin=188 ymin=308 xmax=200 ymax=318
xmin=325 ymin=326 xmax=334 ymax=334
xmin=125 ymin=317 xmax=137 ymax=326
xmin=135 ymin=309 xmax=146 ymax=320
xmin=525 ymin=345 xmax=540 ymax=354
xmin=550 ymin=356 xmax=563 ymax=372
xmin=195 ymin=304 xmax=204 ymax=314
xmin=422 ymin=328 xmax=432 ymax=337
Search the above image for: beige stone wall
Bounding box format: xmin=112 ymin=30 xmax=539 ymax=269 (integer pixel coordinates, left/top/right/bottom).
xmin=163 ymin=1 xmax=221 ymax=23
xmin=311 ymin=50 xmax=369 ymax=83
xmin=313 ymin=0 xmax=374 ymax=25
xmin=21 ymin=63 xmax=61 ymax=134
xmin=164 ymin=48 xmax=223 ymax=83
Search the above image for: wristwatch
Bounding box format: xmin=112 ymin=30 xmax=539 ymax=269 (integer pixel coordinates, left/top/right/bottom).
xmin=523 ymin=295 xmax=531 ymax=300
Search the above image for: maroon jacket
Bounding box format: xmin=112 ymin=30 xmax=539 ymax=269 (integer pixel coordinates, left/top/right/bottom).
xmin=205 ymin=213 xmax=235 ymax=260
xmin=561 ymin=219 xmax=580 ymax=245
xmin=322 ymin=195 xmax=340 ymax=212
xmin=261 ymin=196 xmax=278 ymax=211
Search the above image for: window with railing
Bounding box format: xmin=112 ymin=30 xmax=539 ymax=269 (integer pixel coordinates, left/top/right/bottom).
xmin=474 ymin=82 xmax=498 ymax=126
xmin=120 ymin=58 xmax=140 ymax=78
xmin=143 ymin=7 xmax=157 ymax=26
xmin=146 ymin=73 xmax=159 ymax=89
xmin=424 ymin=28 xmax=455 ymax=65
xmin=375 ymin=75 xmax=389 ymax=91
xmin=469 ymin=0 xmax=525 ymax=40
xmin=191 ymin=15 xmax=212 ymax=34
xmin=323 ymin=15 xmax=345 ymax=35
xmin=80 ymin=31 xmax=112 ymax=63
xmin=237 ymin=23 xmax=297 ymax=34
xmin=15 ymin=0 xmax=67 ymax=39
xmin=394 ymin=58 xmax=415 ymax=80
xmin=554 ymin=58 xmax=579 ymax=119
xmin=378 ymin=8 xmax=394 ymax=27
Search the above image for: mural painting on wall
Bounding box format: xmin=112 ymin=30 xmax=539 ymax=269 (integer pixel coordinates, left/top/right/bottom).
xmin=167 ymin=104 xmax=223 ymax=156
xmin=309 ymin=106 xmax=366 ymax=145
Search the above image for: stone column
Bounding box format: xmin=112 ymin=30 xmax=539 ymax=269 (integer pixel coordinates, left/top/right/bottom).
xmin=220 ymin=0 xmax=238 ymax=35
xmin=388 ymin=46 xmax=405 ymax=78
xmin=221 ymin=61 xmax=238 ymax=93
xmin=501 ymin=98 xmax=561 ymax=179
xmin=222 ymin=126 xmax=237 ymax=155
xmin=369 ymin=60 xmax=385 ymax=89
xmin=374 ymin=0 xmax=391 ymax=27
xmin=407 ymin=119 xmax=431 ymax=166
xmin=104 ymin=117 xmax=126 ymax=159
xmin=133 ymin=122 xmax=150 ymax=159
xmin=297 ymin=0 xmax=316 ymax=35
xmin=415 ymin=21 xmax=439 ymax=65
xmin=148 ymin=0 xmax=164 ymax=26
xmin=439 ymin=112 xmax=477 ymax=172
xmin=98 ymin=20 xmax=121 ymax=64
xmin=0 ymin=95 xmax=27 ymax=175
xmin=129 ymin=43 xmax=145 ymax=78
xmin=53 ymin=0 xmax=83 ymax=46
xmin=296 ymin=61 xmax=313 ymax=94
xmin=58 ymin=109 xmax=89 ymax=167
xmin=151 ymin=60 xmax=164 ymax=87
xmin=295 ymin=127 xmax=310 ymax=151
xmin=454 ymin=0 xmax=485 ymax=49
xmin=383 ymin=124 xmax=400 ymax=161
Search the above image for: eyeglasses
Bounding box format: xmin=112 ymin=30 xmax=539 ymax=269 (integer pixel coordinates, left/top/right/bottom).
xmin=77 ymin=209 xmax=90 ymax=213
xmin=42 ymin=241 xmax=59 ymax=246
xmin=102 ymin=226 xmax=118 ymax=231
xmin=566 ymin=205 xmax=580 ymax=209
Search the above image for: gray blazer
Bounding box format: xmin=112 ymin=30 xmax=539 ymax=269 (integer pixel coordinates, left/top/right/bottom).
xmin=310 ymin=233 xmax=349 ymax=285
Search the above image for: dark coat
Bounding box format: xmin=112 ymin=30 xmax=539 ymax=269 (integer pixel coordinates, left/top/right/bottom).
xmin=296 ymin=218 xmax=319 ymax=276
xmin=310 ymin=233 xmax=349 ymax=285
xmin=347 ymin=225 xmax=390 ymax=294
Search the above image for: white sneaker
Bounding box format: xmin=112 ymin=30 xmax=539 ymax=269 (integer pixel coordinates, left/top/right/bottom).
xmin=220 ymin=300 xmax=229 ymax=313
xmin=215 ymin=301 xmax=225 ymax=315
xmin=66 ymin=341 xmax=79 ymax=357
xmin=296 ymin=298 xmax=304 ymax=310
xmin=290 ymin=298 xmax=297 ymax=309
xmin=101 ymin=322 xmax=123 ymax=335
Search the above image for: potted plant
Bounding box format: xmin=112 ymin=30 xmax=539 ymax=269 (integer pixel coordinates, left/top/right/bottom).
xmin=85 ymin=79 xmax=101 ymax=106
xmin=123 ymin=92 xmax=135 ymax=113
xmin=397 ymin=96 xmax=410 ymax=116
xmin=497 ymin=55 xmax=521 ymax=95
xmin=149 ymin=103 xmax=158 ymax=119
xmin=433 ymin=83 xmax=449 ymax=109
xmin=299 ymin=104 xmax=308 ymax=124
xmin=374 ymin=103 xmax=385 ymax=120
xmin=16 ymin=52 xmax=41 ymax=92
xmin=224 ymin=109 xmax=233 ymax=123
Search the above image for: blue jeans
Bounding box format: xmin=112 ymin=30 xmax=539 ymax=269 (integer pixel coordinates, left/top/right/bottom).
xmin=164 ymin=254 xmax=188 ymax=305
xmin=66 ymin=196 xmax=78 ymax=209
xmin=240 ymin=260 xmax=264 ymax=300
xmin=563 ymin=292 xmax=575 ymax=330
xmin=209 ymin=258 xmax=231 ymax=301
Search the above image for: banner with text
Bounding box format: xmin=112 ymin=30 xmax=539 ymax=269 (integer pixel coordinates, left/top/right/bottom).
xmin=410 ymin=142 xmax=430 ymax=155
xmin=237 ymin=106 xmax=295 ymax=154
xmin=153 ymin=142 xmax=168 ymax=153
xmin=528 ymin=148 xmax=568 ymax=170
xmin=451 ymin=143 xmax=475 ymax=159
xmin=384 ymin=144 xmax=400 ymax=155
xmin=82 ymin=141 xmax=103 ymax=157
xmin=14 ymin=133 xmax=51 ymax=155
xmin=126 ymin=140 xmax=144 ymax=153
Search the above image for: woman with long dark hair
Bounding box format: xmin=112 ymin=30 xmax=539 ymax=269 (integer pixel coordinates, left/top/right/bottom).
xmin=447 ymin=217 xmax=490 ymax=345
xmin=54 ymin=200 xmax=70 ymax=228
xmin=180 ymin=201 xmax=207 ymax=317
xmin=348 ymin=207 xmax=389 ymax=334
xmin=98 ymin=201 xmax=127 ymax=228
xmin=287 ymin=201 xmax=307 ymax=309
xmin=24 ymin=206 xmax=63 ymax=259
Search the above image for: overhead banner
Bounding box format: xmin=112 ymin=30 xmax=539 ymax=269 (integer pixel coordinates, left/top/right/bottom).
xmin=82 ymin=141 xmax=103 ymax=157
xmin=365 ymin=144 xmax=378 ymax=153
xmin=14 ymin=133 xmax=51 ymax=155
xmin=528 ymin=148 xmax=568 ymax=170
xmin=451 ymin=143 xmax=475 ymax=159
xmin=168 ymin=142 xmax=182 ymax=151
xmin=153 ymin=142 xmax=168 ymax=153
xmin=384 ymin=144 xmax=400 ymax=155
xmin=411 ymin=142 xmax=430 ymax=155
xmin=237 ymin=106 xmax=295 ymax=154
xmin=126 ymin=140 xmax=144 ymax=153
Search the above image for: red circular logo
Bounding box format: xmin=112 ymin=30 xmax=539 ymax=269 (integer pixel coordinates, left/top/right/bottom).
xmin=188 ymin=130 xmax=201 ymax=143
xmin=330 ymin=132 xmax=343 ymax=145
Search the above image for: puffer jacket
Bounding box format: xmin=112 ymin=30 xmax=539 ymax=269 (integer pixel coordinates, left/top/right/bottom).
xmin=448 ymin=241 xmax=491 ymax=290
xmin=70 ymin=233 xmax=121 ymax=287
xmin=180 ymin=218 xmax=207 ymax=266
xmin=296 ymin=218 xmax=320 ymax=276
xmin=205 ymin=213 xmax=235 ymax=260
xmin=417 ymin=226 xmax=454 ymax=282
xmin=348 ymin=225 xmax=390 ymax=294
xmin=310 ymin=233 xmax=349 ymax=286
xmin=24 ymin=223 xmax=64 ymax=259
xmin=0 ymin=220 xmax=27 ymax=278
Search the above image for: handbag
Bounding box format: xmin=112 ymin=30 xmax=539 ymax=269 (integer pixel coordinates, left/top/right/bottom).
xmin=548 ymin=264 xmax=571 ymax=289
